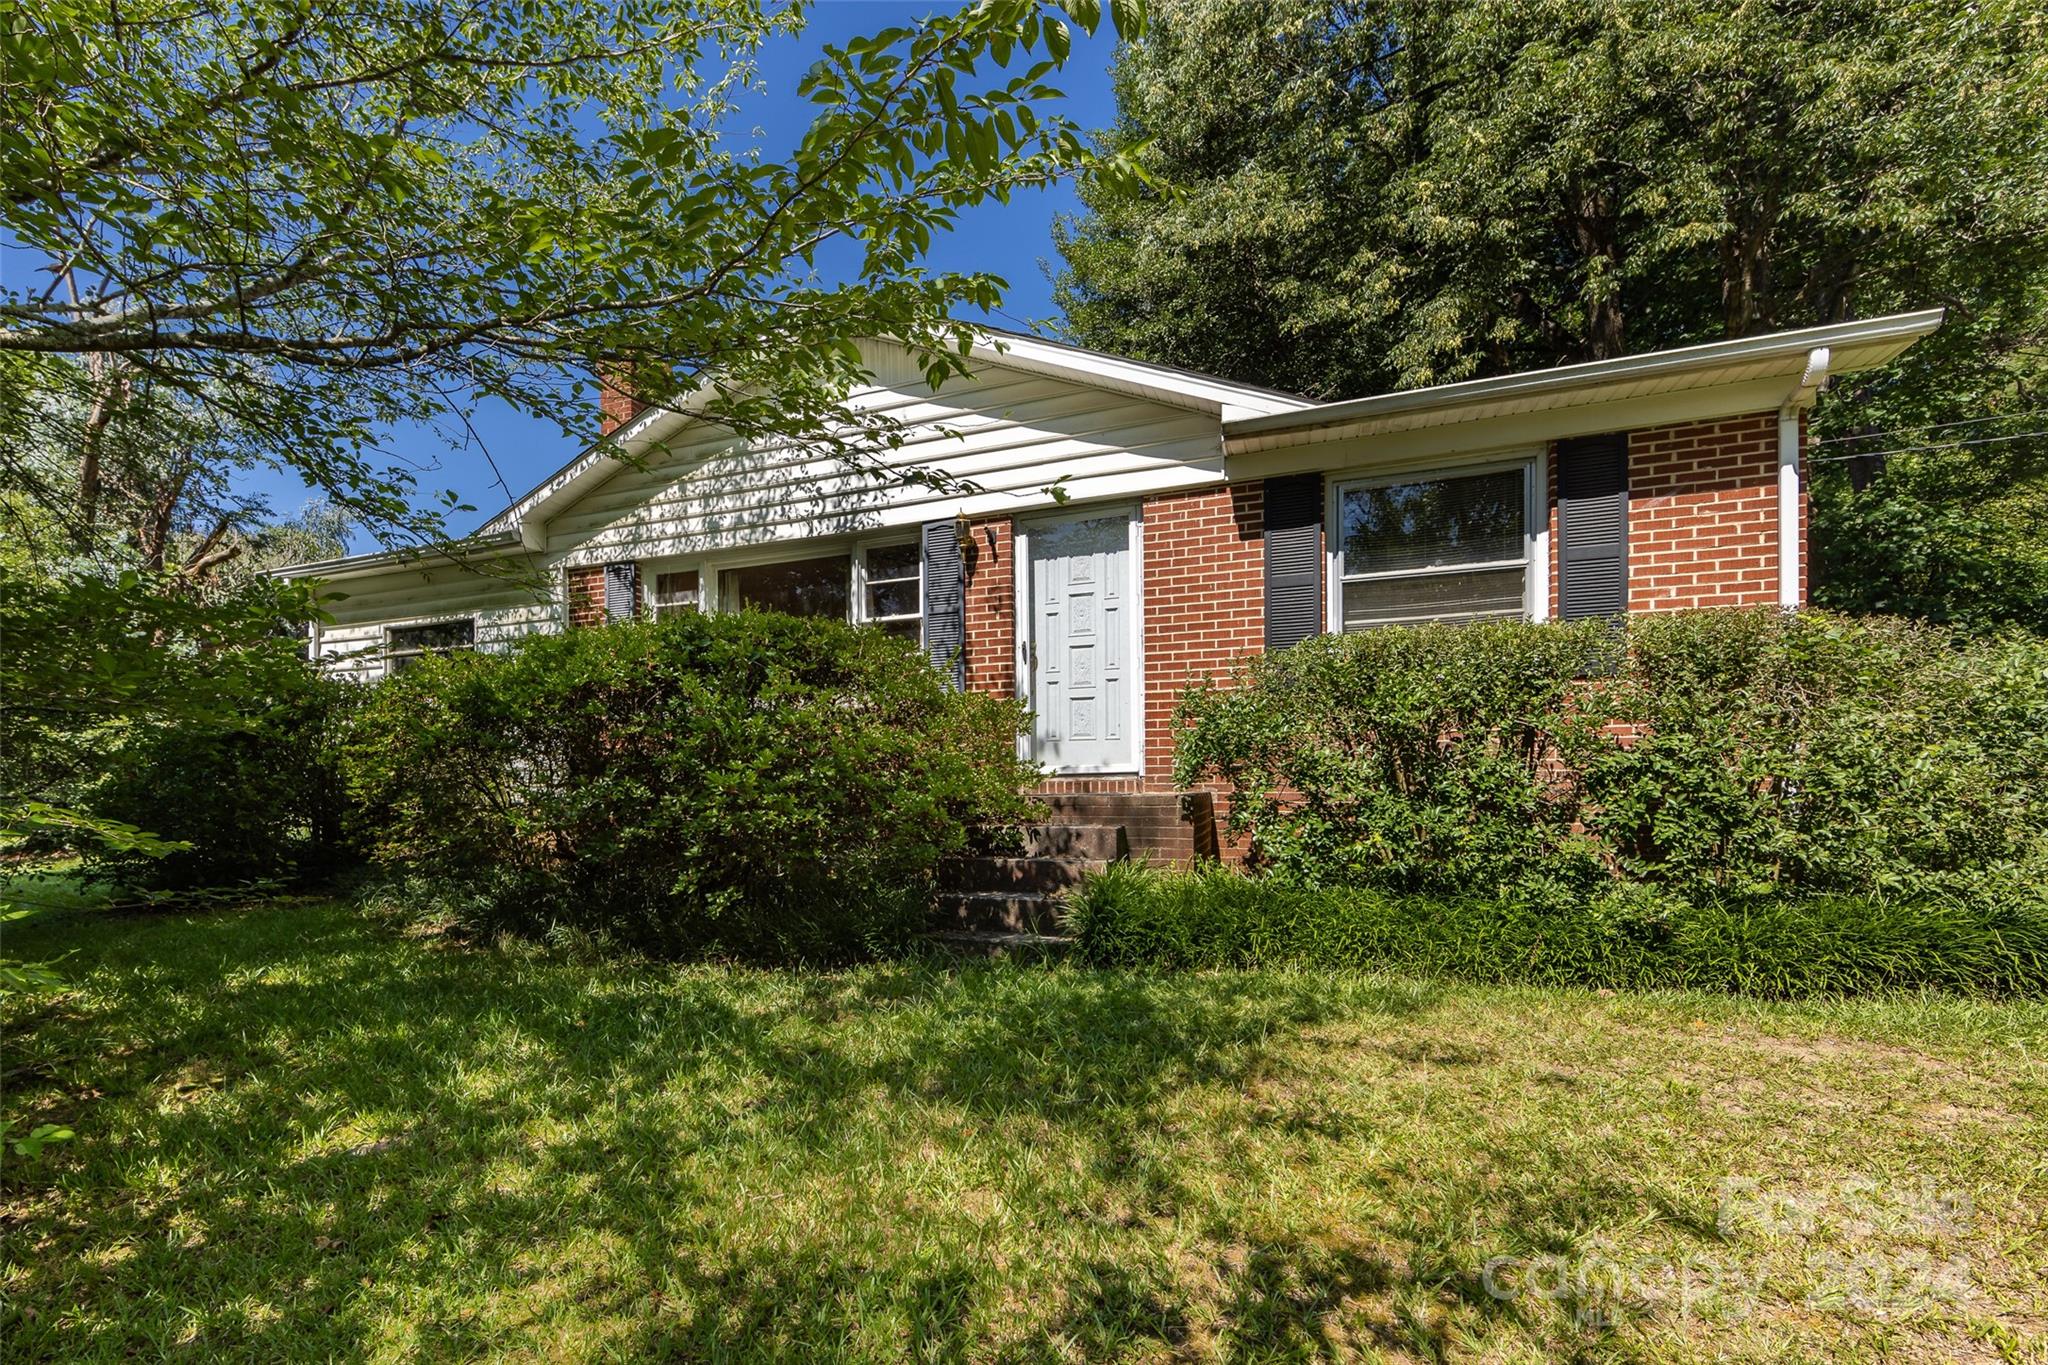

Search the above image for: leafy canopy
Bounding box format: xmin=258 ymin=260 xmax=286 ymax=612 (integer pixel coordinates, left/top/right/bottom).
xmin=1055 ymin=0 xmax=2048 ymax=629
xmin=3 ymin=0 xmax=1144 ymax=543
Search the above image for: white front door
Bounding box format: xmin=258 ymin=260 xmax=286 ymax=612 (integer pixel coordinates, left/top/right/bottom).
xmin=1021 ymin=509 xmax=1138 ymax=772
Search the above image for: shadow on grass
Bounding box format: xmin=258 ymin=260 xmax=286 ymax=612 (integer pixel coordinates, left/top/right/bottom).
xmin=2 ymin=901 xmax=1652 ymax=1360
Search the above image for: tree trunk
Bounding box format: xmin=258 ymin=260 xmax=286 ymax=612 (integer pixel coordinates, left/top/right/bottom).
xmin=76 ymin=365 xmax=129 ymax=544
xmin=1570 ymin=185 xmax=1625 ymax=358
xmin=1719 ymin=187 xmax=1780 ymax=336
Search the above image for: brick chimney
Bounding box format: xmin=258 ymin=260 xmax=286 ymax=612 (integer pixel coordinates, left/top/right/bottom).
xmin=597 ymin=369 xmax=646 ymax=436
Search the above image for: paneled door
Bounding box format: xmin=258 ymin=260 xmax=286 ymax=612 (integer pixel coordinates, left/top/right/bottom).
xmin=1020 ymin=509 xmax=1138 ymax=772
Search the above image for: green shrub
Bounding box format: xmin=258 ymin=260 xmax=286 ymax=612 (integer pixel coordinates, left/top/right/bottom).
xmin=1066 ymin=863 xmax=2048 ymax=997
xmin=340 ymin=611 xmax=1035 ymax=961
xmin=1579 ymin=612 xmax=2048 ymax=898
xmin=84 ymin=671 xmax=363 ymax=890
xmin=1174 ymin=610 xmax=2048 ymax=903
xmin=1172 ymin=618 xmax=1621 ymax=896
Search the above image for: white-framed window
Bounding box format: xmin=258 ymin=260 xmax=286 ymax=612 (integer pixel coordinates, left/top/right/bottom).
xmin=688 ymin=540 xmax=925 ymax=644
xmin=385 ymin=617 xmax=475 ymax=673
xmin=1329 ymin=463 xmax=1536 ymax=631
xmin=717 ymin=552 xmax=853 ymax=620
xmin=648 ymin=569 xmax=700 ymax=619
xmin=855 ymin=541 xmax=923 ymax=644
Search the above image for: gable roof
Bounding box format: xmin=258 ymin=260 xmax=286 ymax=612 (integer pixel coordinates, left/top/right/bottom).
xmin=279 ymin=310 xmax=1945 ymax=578
xmin=472 ymin=330 xmax=1316 ymax=547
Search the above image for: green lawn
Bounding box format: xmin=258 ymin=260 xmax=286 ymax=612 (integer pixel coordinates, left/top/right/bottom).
xmin=3 ymin=895 xmax=2045 ymax=1362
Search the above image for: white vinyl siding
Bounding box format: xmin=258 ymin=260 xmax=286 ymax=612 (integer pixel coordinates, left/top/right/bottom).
xmin=543 ymin=344 xmax=1230 ymax=565
xmin=304 ymin=343 xmax=1244 ymax=678
xmin=311 ymin=556 xmax=557 ymax=680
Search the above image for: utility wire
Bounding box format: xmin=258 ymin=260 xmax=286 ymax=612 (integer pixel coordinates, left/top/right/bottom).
xmin=1812 ymin=408 xmax=2048 ymax=446
xmin=1807 ymin=427 xmax=2048 ymax=464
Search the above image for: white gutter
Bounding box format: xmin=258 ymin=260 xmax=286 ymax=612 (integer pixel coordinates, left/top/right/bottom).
xmin=1223 ymin=309 xmax=1945 ymax=449
xmin=1779 ymin=345 xmax=1832 ymax=608
xmin=273 ymin=529 xmax=524 ymax=580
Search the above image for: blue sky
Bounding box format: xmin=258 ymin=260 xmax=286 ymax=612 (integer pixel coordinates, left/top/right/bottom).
xmin=257 ymin=4 xmax=1124 ymax=554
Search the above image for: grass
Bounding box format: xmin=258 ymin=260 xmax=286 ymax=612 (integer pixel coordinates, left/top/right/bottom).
xmin=3 ymin=892 xmax=2046 ymax=1361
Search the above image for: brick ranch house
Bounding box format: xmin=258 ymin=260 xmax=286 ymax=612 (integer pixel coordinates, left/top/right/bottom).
xmin=283 ymin=309 xmax=1942 ymax=859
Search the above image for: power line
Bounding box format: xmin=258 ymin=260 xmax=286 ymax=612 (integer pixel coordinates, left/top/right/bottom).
xmin=1812 ymin=408 xmax=2048 ymax=446
xmin=1807 ymin=426 xmax=2048 ymax=464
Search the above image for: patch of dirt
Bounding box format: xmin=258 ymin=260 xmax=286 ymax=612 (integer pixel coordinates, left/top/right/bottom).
xmin=1702 ymin=1028 xmax=1959 ymax=1077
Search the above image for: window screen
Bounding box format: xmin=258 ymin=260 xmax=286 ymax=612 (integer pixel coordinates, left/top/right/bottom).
xmin=719 ymin=554 xmax=851 ymax=619
xmin=650 ymin=569 xmax=699 ymax=619
xmin=861 ymin=543 xmax=922 ymax=642
xmin=386 ymin=618 xmax=475 ymax=673
xmin=1336 ymin=468 xmax=1528 ymax=630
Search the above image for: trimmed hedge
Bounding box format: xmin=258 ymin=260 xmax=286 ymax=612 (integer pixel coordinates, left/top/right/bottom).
xmin=1066 ymin=863 xmax=2048 ymax=998
xmin=340 ymin=611 xmax=1036 ymax=960
xmin=1173 ymin=609 xmax=2048 ymax=903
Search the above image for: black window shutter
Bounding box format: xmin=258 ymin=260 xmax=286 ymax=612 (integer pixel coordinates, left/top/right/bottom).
xmin=1555 ymin=433 xmax=1629 ymax=619
xmin=921 ymin=519 xmax=966 ymax=688
xmin=602 ymin=561 xmax=638 ymax=622
xmin=1264 ymin=474 xmax=1324 ymax=649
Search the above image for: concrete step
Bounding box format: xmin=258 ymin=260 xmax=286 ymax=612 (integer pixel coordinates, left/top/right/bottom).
xmin=939 ymin=855 xmax=1109 ymax=894
xmin=1035 ymin=792 xmax=1218 ymax=864
xmin=933 ymin=890 xmax=1066 ymax=936
xmin=978 ymin=823 xmax=1128 ymax=860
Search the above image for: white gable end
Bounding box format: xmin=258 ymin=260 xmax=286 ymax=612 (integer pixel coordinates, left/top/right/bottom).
xmin=538 ymin=340 xmax=1254 ymax=565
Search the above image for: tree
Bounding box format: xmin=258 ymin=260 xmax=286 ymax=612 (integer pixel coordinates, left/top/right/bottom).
xmin=1054 ymin=0 xmax=2048 ymax=628
xmin=3 ymin=0 xmax=1144 ymax=546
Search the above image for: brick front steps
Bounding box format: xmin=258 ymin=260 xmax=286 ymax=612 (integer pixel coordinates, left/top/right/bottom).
xmin=930 ymin=791 xmax=1218 ymax=954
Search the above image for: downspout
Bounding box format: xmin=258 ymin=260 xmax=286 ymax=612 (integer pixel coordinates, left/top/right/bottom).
xmin=1779 ymin=346 xmax=1830 ymax=608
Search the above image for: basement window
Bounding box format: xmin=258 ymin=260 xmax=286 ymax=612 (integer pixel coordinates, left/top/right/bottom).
xmin=1331 ymin=466 xmax=1533 ymax=629
xmin=385 ymin=618 xmax=475 ymax=674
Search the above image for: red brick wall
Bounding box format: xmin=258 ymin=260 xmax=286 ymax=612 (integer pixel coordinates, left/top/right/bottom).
xmin=1622 ymin=413 xmax=1793 ymax=611
xmin=565 ymin=565 xmax=606 ymax=629
xmin=961 ymin=517 xmax=1015 ymax=699
xmin=1138 ymin=484 xmax=1266 ymax=792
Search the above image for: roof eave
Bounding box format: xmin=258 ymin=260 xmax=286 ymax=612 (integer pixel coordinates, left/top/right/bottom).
xmin=964 ymin=330 xmax=1316 ymax=420
xmin=272 ymin=529 xmax=525 ymax=580
xmin=1221 ymin=309 xmax=1946 ymax=452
